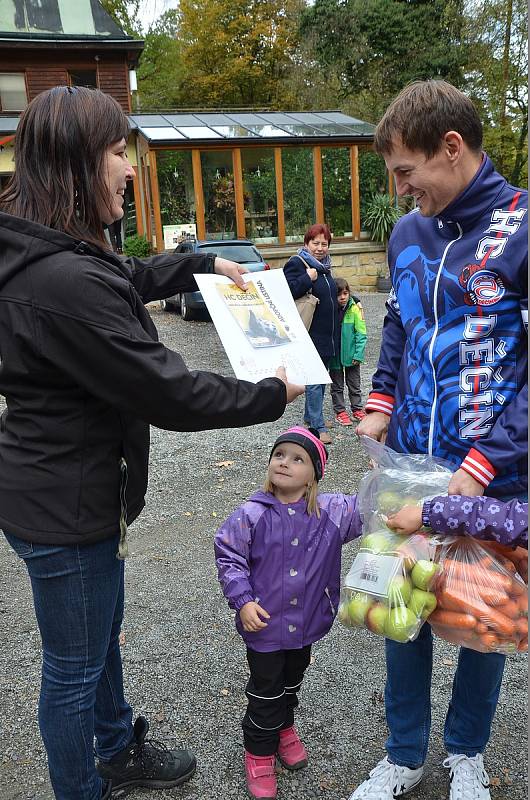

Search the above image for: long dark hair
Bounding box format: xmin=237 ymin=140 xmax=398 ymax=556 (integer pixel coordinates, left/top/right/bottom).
xmin=0 ymin=86 xmax=130 ymax=248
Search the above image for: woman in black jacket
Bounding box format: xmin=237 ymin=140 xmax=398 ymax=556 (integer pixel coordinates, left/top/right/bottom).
xmin=0 ymin=87 xmax=303 ymax=800
xmin=283 ymin=223 xmax=338 ymax=444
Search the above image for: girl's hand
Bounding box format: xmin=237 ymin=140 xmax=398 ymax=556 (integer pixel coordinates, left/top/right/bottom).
xmin=240 ymin=601 xmax=271 ymax=632
xmin=306 ymin=267 xmax=318 ymax=281
xmin=351 ymin=359 xmax=361 ymax=366
xmin=386 ymin=505 xmax=423 ymax=535
xmin=214 ymin=257 xmax=248 ymax=290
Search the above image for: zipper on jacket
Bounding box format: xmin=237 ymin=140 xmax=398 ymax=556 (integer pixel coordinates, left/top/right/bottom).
xmin=427 ymin=223 xmax=463 ymax=455
xmin=324 ymin=274 xmax=336 ymax=356
xmin=117 ymin=456 xmax=129 ymax=560
xmin=324 ymin=586 xmax=336 ymax=616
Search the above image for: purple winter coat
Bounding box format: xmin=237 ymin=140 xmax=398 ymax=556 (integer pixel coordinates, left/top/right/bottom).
xmin=423 ymin=495 xmax=528 ymax=547
xmin=214 ymin=490 xmax=362 ymax=652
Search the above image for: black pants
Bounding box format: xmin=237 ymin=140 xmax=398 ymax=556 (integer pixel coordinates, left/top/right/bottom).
xmin=329 ymin=363 xmax=362 ymax=413
xmin=243 ymin=646 xmax=312 ymax=756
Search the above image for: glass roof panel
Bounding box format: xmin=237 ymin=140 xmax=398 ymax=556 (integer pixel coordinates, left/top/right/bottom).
xmin=243 ymin=125 xmax=292 ymax=137
xmin=163 ymin=114 xmax=204 ymax=127
xmin=228 ymin=113 xmax=270 ymax=125
xmin=211 ymin=125 xmax=259 ymax=138
xmin=195 ymin=113 xmax=238 ymax=125
xmin=316 ymin=112 xmax=364 ymax=124
xmin=130 ymin=115 xmax=171 ymax=127
xmin=175 ymin=126 xmax=222 ymax=139
xmin=139 ymin=127 xmax=186 ymax=141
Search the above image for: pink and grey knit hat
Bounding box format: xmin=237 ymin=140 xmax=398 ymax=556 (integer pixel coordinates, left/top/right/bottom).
xmin=269 ymin=426 xmax=328 ymax=481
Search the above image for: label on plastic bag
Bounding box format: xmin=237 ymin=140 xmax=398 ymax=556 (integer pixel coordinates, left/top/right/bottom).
xmin=345 ymin=552 xmax=402 ymax=598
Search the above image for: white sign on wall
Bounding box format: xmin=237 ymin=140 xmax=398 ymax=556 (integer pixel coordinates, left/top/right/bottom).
xmin=163 ymin=224 xmax=197 ymax=250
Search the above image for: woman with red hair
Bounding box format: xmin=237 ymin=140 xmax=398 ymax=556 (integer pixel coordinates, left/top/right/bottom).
xmin=283 ymin=224 xmax=338 ymax=444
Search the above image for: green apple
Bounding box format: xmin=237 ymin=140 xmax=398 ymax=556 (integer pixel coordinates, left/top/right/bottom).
xmin=376 ymin=490 xmax=402 ymax=515
xmin=362 ymin=532 xmax=392 ymax=554
xmin=408 ymin=588 xmax=437 ymax=620
xmin=384 ymin=606 xmax=418 ymax=643
xmin=337 ymin=602 xmax=350 ymax=626
xmin=347 ymin=592 xmax=374 ymax=626
xmin=365 ymin=602 xmax=389 ymax=634
xmin=411 ymin=559 xmax=441 ymax=591
xmin=402 ymin=495 xmax=420 ymax=507
xmin=387 ymin=575 xmax=412 ymax=607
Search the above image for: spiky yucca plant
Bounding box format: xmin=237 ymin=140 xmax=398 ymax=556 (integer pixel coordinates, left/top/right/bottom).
xmin=364 ymin=194 xmax=402 ymax=245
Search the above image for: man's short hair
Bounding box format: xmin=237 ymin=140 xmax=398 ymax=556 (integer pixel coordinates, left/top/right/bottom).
xmin=374 ymin=80 xmax=483 ymax=158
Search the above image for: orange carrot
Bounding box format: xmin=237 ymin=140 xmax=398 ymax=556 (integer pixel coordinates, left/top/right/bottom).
xmin=517 ymin=636 xmax=528 ymax=652
xmin=516 ymin=593 xmax=528 ymax=617
xmin=515 ymin=617 xmax=528 ymax=636
xmin=497 ymin=599 xmax=520 ymax=619
xmin=429 ymin=609 xmax=476 ymax=630
xmin=478 ymin=632 xmax=501 ymax=650
xmin=446 ymin=580 xmax=509 ymax=607
xmin=430 ymin=623 xmax=478 ymax=645
xmin=441 ymin=560 xmax=513 ymax=592
xmin=439 ymin=587 xmax=516 ymax=636
xmin=476 ymin=621 xmax=488 ymax=634
xmin=508 ymin=576 xmax=526 ymax=597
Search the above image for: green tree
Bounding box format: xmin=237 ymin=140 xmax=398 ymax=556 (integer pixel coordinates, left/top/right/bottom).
xmin=136 ymin=10 xmax=185 ymax=110
xmin=100 ymin=0 xmax=141 ymax=35
xmin=174 ymin=0 xmax=305 ymax=107
xmin=462 ymin=0 xmax=527 ymax=185
xmin=299 ymin=0 xmax=466 ymax=121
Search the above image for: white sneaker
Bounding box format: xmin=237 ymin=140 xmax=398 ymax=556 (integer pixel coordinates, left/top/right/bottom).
xmin=443 ymin=753 xmax=491 ymax=800
xmin=349 ymin=756 xmax=424 ymax=799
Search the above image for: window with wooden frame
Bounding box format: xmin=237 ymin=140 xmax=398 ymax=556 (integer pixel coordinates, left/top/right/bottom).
xmin=69 ymin=70 xmax=98 ymax=90
xmin=0 ymin=74 xmax=27 ymax=112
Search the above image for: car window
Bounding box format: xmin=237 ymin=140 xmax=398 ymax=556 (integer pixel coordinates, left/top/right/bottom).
xmin=198 ymin=244 xmax=263 ymax=263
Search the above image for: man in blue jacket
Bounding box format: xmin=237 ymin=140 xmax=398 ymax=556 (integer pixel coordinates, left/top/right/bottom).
xmin=354 ymin=80 xmax=527 ymax=800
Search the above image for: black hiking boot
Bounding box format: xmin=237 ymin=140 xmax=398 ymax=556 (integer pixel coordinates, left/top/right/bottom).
xmin=101 ymin=780 xmax=113 ymax=799
xmin=97 ymin=717 xmax=196 ymax=797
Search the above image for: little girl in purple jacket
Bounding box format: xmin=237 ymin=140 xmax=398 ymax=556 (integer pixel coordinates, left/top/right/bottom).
xmin=214 ymin=426 xmax=362 ymax=800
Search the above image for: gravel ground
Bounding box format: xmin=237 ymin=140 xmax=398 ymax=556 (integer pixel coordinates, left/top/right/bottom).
xmin=0 ymin=293 xmax=527 ymax=800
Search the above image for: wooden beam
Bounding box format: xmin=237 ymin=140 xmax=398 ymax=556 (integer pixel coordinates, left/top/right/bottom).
xmin=313 ymin=146 xmax=324 ymax=223
xmin=388 ymin=170 xmax=395 ymax=200
xmin=140 ymin=155 xmax=152 ymax=244
xmin=131 ymin=170 xmax=145 ymax=237
xmin=191 ymin=149 xmax=206 ymax=241
xmin=232 ymin=148 xmax=246 ymax=239
xmin=148 ymin=150 xmax=164 ymax=252
xmin=274 ymin=148 xmax=285 ymax=245
xmin=350 ymin=145 xmax=361 ymax=241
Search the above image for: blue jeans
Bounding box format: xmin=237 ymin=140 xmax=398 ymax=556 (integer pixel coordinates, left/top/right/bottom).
xmin=304 ymin=360 xmax=330 ymax=432
xmin=4 ymin=532 xmax=133 ymax=800
xmin=384 ymin=621 xmax=505 ymax=767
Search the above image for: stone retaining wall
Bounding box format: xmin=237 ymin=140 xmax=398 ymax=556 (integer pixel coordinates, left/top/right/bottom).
xmin=260 ymin=241 xmax=388 ymax=292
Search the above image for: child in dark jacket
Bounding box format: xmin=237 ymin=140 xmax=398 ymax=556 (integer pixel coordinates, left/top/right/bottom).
xmin=387 ymin=495 xmax=528 ymax=548
xmin=329 ymin=278 xmax=367 ymax=426
xmin=214 ymin=426 xmax=362 ymax=800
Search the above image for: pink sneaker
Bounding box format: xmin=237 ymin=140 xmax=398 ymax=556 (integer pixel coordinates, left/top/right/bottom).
xmin=244 ymin=751 xmax=277 ymax=799
xmin=277 ymin=726 xmax=308 ymax=770
xmin=335 ymin=411 xmax=353 ymax=426
xmin=352 ymin=409 xmax=367 ymax=420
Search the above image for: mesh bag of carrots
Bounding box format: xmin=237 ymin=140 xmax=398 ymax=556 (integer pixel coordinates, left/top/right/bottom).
xmin=338 ymin=438 xmax=452 ymax=644
xmin=431 ymin=536 xmax=528 ymax=654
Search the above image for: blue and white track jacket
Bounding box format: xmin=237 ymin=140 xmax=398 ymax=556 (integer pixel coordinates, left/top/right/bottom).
xmin=366 ymin=155 xmax=528 ymax=498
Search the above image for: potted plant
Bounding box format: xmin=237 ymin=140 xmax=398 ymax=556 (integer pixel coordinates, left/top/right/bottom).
xmin=363 ymin=193 xmax=402 ymax=292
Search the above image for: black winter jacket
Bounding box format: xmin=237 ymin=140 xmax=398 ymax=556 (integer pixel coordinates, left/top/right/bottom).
xmin=283 ymin=255 xmax=338 ymax=361
xmin=0 ymin=212 xmax=286 ymax=545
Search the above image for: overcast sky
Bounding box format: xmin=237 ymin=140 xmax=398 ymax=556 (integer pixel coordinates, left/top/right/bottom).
xmin=137 ymin=0 xmax=179 ymax=31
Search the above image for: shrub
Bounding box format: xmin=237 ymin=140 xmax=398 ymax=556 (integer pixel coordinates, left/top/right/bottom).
xmin=363 ymin=194 xmax=402 ymax=245
xmin=123 ymin=235 xmax=152 ymax=258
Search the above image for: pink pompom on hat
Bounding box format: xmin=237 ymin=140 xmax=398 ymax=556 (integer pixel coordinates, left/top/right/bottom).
xmin=269 ymin=426 xmax=328 ymax=481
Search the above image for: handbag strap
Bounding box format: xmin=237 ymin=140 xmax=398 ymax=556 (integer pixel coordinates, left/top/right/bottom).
xmin=297 ymin=254 xmax=314 ymax=296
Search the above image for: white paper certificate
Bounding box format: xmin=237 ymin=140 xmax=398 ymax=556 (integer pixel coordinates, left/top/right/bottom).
xmin=194 ymin=270 xmax=331 ymax=385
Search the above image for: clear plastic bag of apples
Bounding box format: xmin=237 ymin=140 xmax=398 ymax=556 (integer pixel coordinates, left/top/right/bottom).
xmin=338 ymin=437 xmax=452 ymax=643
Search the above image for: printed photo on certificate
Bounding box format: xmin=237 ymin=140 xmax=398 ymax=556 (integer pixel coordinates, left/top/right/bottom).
xmin=195 ymin=270 xmax=331 ymax=385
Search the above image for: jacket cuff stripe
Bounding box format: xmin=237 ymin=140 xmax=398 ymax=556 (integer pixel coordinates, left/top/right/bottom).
xmin=461 ymin=450 xmax=497 ymax=487
xmin=366 ymin=393 xmax=394 ymax=416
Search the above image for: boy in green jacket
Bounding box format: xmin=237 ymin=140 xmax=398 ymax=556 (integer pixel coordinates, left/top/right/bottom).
xmin=329 ymin=278 xmax=367 ymax=425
